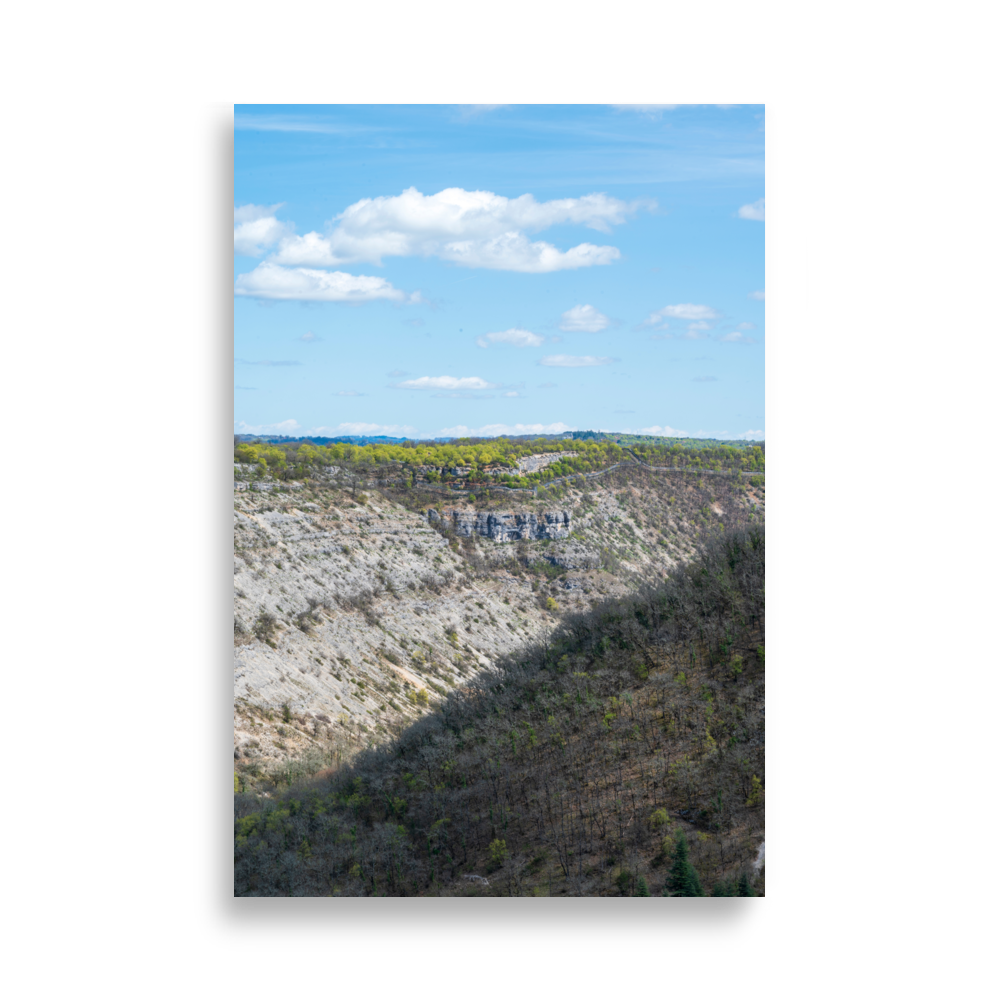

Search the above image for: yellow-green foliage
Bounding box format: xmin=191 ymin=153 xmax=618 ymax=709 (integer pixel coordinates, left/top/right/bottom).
xmin=489 ymin=839 xmax=508 ymax=865
xmin=746 ymin=775 xmax=763 ymax=806
xmin=650 ymin=808 xmax=669 ymax=830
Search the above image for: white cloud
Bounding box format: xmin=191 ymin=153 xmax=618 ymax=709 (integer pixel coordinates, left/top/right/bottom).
xmin=644 ymin=303 xmax=719 ymax=326
xmin=268 ymin=186 xmax=647 ymax=272
xmin=733 ymin=430 xmax=765 ymax=440
xmin=234 ymin=262 xmax=409 ymax=302
xmin=749 ymin=289 xmax=765 ymax=300
xmin=502 ymin=391 xmax=524 ymax=398
xmin=539 ymin=355 xmax=616 ymax=367
xmin=299 ymin=331 xmax=320 ymax=342
xmin=738 ymin=198 xmax=765 ymax=221
xmin=560 ymin=304 xmax=610 ymax=332
xmin=720 ymin=331 xmax=758 ymax=345
xmin=234 ymin=418 xmax=300 ymax=435
xmin=432 ymin=392 xmax=494 ymax=399
xmin=608 ymin=104 xmax=736 ymax=115
xmin=638 ymin=425 xmax=688 ymax=437
xmin=394 ymin=375 xmax=498 ymax=390
xmin=476 ymin=327 xmax=544 ymax=349
xmin=306 ymin=422 xmax=417 ymax=436
xmin=234 ymin=204 xmax=293 ymax=257
xmin=438 ymin=422 xmax=575 ymax=438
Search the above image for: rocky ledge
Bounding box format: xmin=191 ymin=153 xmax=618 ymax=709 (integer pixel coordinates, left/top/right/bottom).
xmin=427 ymin=508 xmax=570 ymax=542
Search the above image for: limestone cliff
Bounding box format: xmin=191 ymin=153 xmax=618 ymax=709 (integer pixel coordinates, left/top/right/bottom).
xmin=427 ymin=508 xmax=570 ymax=542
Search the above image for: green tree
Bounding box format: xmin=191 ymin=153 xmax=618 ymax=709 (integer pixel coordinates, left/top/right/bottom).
xmin=737 ymin=872 xmax=756 ymax=897
xmin=662 ymin=832 xmax=704 ymax=896
xmin=635 ymin=875 xmax=651 ymax=897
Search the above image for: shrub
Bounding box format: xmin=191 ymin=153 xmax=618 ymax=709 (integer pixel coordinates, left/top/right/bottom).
xmin=545 ymin=597 xmax=558 ymax=612
xmin=635 ymin=876 xmax=651 ymax=897
xmin=489 ymin=838 xmax=508 ymax=867
xmin=650 ymin=808 xmax=669 ymax=830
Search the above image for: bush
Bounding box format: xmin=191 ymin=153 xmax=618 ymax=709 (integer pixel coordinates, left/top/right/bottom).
xmin=489 ymin=838 xmax=508 ymax=867
xmin=650 ymin=808 xmax=669 ymax=830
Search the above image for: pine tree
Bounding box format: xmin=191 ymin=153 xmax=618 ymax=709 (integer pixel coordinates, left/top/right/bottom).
xmin=737 ymin=872 xmax=756 ymax=897
xmin=635 ymin=876 xmax=651 ymax=896
xmin=663 ymin=832 xmax=704 ymax=896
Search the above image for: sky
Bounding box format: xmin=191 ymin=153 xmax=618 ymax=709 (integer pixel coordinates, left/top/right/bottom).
xmin=234 ymin=104 xmax=764 ymax=441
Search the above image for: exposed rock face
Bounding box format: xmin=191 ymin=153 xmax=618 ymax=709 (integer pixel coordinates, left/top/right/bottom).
xmin=427 ymin=508 xmax=570 ymax=542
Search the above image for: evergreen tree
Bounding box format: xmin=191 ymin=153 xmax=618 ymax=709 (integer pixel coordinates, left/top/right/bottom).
xmin=635 ymin=876 xmax=651 ymax=896
xmin=711 ymin=878 xmax=736 ymax=896
xmin=663 ymin=832 xmax=704 ymax=896
xmin=737 ymin=872 xmax=756 ymax=897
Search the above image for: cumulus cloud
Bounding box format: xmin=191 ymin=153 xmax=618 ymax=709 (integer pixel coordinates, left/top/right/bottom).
xmin=476 ymin=328 xmax=544 ymax=349
xmin=438 ymin=422 xmax=575 ymax=438
xmin=234 ymin=262 xmax=410 ymax=302
xmin=560 ymin=304 xmax=610 ymax=332
xmin=299 ymin=331 xmax=320 ymax=342
xmin=638 ymin=425 xmax=688 ymax=437
xmin=268 ymin=186 xmax=647 ymax=272
xmin=234 ymin=204 xmax=293 ymax=257
xmin=234 ymin=418 xmax=300 ymax=435
xmin=720 ymin=331 xmax=758 ymax=345
xmin=394 ymin=375 xmax=499 ymax=390
xmin=539 ymin=355 xmax=616 ymax=367
xmin=738 ymin=198 xmax=765 ymax=221
xmin=749 ymin=289 xmax=765 ymax=300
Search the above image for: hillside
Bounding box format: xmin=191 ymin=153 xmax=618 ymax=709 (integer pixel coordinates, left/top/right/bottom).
xmin=233 ymin=450 xmax=764 ymax=789
xmin=234 ymin=522 xmax=765 ymax=897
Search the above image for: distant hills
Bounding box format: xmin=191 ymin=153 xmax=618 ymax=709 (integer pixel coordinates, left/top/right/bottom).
xmin=235 ymin=431 xmax=763 ymax=450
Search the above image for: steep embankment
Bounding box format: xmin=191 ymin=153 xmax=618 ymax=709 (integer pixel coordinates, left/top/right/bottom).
xmin=233 ymin=466 xmax=764 ymax=787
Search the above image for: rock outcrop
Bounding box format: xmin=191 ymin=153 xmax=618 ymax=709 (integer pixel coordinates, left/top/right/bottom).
xmin=427 ymin=508 xmax=570 ymax=542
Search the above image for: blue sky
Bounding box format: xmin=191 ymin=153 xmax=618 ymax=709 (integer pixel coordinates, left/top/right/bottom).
xmin=234 ymin=104 xmax=764 ymax=441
